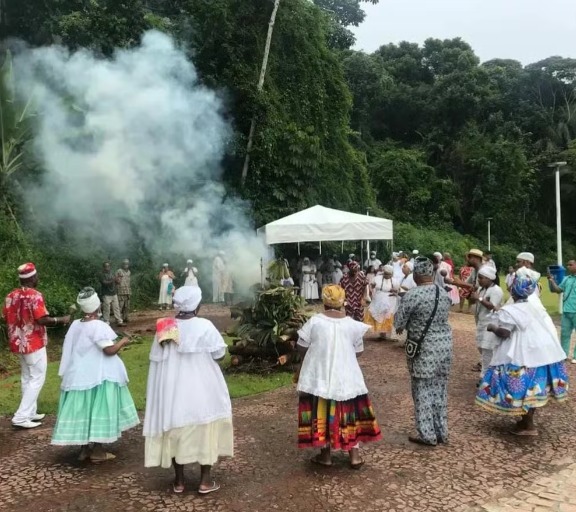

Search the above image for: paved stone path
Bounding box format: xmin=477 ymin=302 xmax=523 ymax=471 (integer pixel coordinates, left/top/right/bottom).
xmin=1 ymin=311 xmax=575 ymax=512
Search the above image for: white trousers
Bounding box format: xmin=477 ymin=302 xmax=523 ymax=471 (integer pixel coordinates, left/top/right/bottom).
xmin=102 ymin=294 xmax=123 ymax=324
xmin=13 ymin=347 xmax=47 ymax=424
xmin=478 ymin=348 xmax=493 ymax=378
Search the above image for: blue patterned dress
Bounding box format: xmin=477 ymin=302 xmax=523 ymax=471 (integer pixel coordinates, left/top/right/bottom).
xmin=395 ymin=285 xmax=453 ymax=445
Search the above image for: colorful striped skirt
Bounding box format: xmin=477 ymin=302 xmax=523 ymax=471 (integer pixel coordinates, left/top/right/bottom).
xmin=476 ymin=362 xmax=569 ymax=416
xmin=298 ymin=393 xmax=382 ymax=450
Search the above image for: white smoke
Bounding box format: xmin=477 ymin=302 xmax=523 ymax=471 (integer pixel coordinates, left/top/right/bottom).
xmin=12 ymin=31 xmax=269 ymax=292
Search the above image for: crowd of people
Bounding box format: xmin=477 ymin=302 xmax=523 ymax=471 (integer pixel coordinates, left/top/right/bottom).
xmin=2 ymin=247 xmax=575 ymax=492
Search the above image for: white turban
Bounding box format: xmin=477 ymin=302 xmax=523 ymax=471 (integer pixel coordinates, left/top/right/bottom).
xmin=433 ymin=252 xmax=443 ymax=260
xmin=516 ymin=266 xmax=541 ymax=282
xmin=478 ymin=265 xmax=497 ymax=281
xmin=173 ymin=285 xmax=202 ymax=312
xmin=187 ymin=259 xmax=193 ymax=264
xmin=516 ymin=252 xmax=535 ymax=263
xmin=412 ymin=249 xmax=419 ymax=255
xmin=77 ymin=287 xmax=101 ymax=313
xmin=383 ymin=264 xmax=394 ymax=274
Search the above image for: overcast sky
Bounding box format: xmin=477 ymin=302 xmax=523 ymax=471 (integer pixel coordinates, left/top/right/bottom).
xmin=353 ymin=0 xmax=576 ymax=65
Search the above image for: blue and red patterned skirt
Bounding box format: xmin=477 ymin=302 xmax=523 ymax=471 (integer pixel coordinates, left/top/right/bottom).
xmin=476 ymin=362 xmax=569 ymax=416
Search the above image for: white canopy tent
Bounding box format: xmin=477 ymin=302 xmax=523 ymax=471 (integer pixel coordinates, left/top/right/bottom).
xmin=257 ymin=205 xmax=393 ymax=245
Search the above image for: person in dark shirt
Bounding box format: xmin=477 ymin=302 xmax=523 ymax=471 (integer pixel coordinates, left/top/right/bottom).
xmin=100 ymin=262 xmax=123 ymax=326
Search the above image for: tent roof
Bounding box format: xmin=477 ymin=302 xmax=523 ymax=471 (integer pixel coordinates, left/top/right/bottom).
xmin=258 ymin=205 xmax=393 ymax=245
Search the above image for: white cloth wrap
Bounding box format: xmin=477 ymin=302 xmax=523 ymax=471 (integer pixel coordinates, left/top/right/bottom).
xmin=490 ymin=298 xmax=566 ymax=367
xmin=368 ymin=276 xmax=399 ymax=323
xmin=58 ymin=320 xmax=127 ymax=391
xmin=297 ymin=314 xmax=370 ymax=401
xmin=143 ymin=317 xmax=231 ymax=438
xmin=77 ymin=293 xmax=101 ymax=313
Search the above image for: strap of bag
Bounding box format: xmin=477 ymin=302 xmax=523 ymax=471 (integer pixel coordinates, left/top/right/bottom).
xmin=418 ymin=285 xmax=440 ymax=343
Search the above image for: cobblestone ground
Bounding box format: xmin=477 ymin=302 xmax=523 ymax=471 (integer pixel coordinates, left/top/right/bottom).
xmin=1 ymin=311 xmax=575 ymax=512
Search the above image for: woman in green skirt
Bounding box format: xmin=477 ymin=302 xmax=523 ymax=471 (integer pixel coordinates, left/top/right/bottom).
xmin=51 ymin=287 xmax=139 ymax=462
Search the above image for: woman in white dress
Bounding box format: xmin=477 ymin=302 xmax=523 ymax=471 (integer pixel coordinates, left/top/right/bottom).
xmin=470 ymin=266 xmax=504 ymax=377
xmin=143 ymin=286 xmax=233 ymax=494
xmin=183 ymin=259 xmax=199 ymax=286
xmin=297 ymin=285 xmax=382 ymax=468
xmin=158 ymin=264 xmax=175 ymax=310
xmin=51 ymin=288 xmax=139 ymax=461
xmin=364 ymin=265 xmax=400 ymax=340
xmin=300 ymin=257 xmax=319 ymax=301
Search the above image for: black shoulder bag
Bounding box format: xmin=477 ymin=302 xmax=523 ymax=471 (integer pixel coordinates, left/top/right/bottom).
xmin=405 ymin=285 xmax=440 ymax=359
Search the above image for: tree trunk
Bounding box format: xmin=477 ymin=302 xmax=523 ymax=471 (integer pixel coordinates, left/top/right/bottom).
xmin=240 ymin=0 xmax=281 ymax=186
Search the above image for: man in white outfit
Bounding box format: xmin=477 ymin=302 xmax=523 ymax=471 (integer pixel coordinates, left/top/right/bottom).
xmin=2 ymin=263 xmax=71 ymax=428
xmin=364 ymin=251 xmax=382 ymax=271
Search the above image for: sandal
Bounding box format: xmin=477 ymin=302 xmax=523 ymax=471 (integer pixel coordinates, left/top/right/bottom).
xmin=310 ymin=454 xmax=333 ymax=467
xmin=350 ymin=459 xmax=365 ymax=470
xmin=173 ymin=483 xmax=185 ymax=494
xmin=90 ymin=452 xmax=116 ymax=462
xmin=198 ymin=481 xmax=220 ymax=495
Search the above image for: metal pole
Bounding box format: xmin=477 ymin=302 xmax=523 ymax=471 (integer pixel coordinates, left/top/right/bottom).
xmin=366 ymin=208 xmax=371 ymax=268
xmin=487 ymin=218 xmax=492 ymax=251
xmin=556 ymin=165 xmax=563 ymax=315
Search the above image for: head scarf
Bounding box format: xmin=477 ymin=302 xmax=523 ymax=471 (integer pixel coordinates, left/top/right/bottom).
xmin=187 ymin=259 xmax=193 ymax=264
xmin=77 ymin=287 xmax=101 ymax=313
xmin=173 ymin=285 xmax=202 ymax=312
xmin=516 ymin=252 xmax=535 ymax=264
xmin=413 ymin=257 xmax=434 ymax=277
xmin=348 ymin=261 xmax=360 ymax=271
xmin=162 ymin=263 xmax=169 ymax=267
xmin=123 ymin=259 xmax=130 ymax=264
xmin=156 ymin=317 xmax=179 ymax=346
xmin=412 ymin=250 xmax=419 ymax=255
xmin=510 ymin=275 xmax=538 ymax=299
xmin=370 ymin=251 xmax=377 ymax=257
xmin=322 ymin=285 xmax=345 ymax=309
xmin=478 ymin=265 xmax=497 ymax=281
xmin=382 ymin=264 xmax=394 ymax=274
xmin=433 ymin=252 xmax=443 ymax=261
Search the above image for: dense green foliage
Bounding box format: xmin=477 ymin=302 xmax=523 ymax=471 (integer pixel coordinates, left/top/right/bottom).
xmin=1 ymin=0 xmax=575 ymax=322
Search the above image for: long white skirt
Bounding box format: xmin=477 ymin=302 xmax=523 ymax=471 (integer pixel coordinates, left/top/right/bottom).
xmin=158 ymin=275 xmax=173 ymax=305
xmin=300 ymin=275 xmax=319 ymax=300
xmin=145 ymin=417 xmax=234 ymax=468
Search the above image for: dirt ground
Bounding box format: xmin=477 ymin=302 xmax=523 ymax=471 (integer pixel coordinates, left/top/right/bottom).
xmin=1 ymin=308 xmax=575 ymax=512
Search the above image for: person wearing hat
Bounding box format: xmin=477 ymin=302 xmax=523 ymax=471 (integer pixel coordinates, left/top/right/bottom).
xmin=144 ymin=286 xmax=233 ymax=494
xmin=515 ymin=252 xmax=541 ymax=297
xmin=158 ymin=263 xmax=175 ymax=310
xmin=364 ymin=251 xmax=382 ymax=272
xmin=470 ymin=266 xmax=504 ymax=377
xmin=116 ymin=259 xmax=132 ymax=324
xmin=51 ymin=287 xmax=139 ymax=461
xmin=394 ymin=258 xmax=453 ymax=446
xmin=182 ymin=259 xmax=199 ymax=287
xmin=2 ymin=263 xmax=71 ymax=428
xmin=476 ymin=274 xmax=568 ymax=435
xmin=296 ymin=285 xmax=382 ymax=468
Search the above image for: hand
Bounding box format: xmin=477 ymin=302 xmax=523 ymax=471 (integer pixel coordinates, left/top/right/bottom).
xmin=486 ymin=323 xmax=496 ymax=333
xmin=121 ymin=336 xmax=131 ymax=346
xmin=547 ymin=273 xmax=554 ymax=281
xmin=61 ymin=315 xmax=72 ymax=325
xmin=470 ymin=291 xmax=480 ymax=301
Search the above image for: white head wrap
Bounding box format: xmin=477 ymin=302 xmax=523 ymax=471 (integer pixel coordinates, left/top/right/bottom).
xmin=187 ymin=259 xmax=193 ymax=264
xmin=163 ymin=263 xmax=169 ymax=267
xmin=516 ymin=252 xmax=535 ymax=264
xmin=433 ymin=252 xmax=443 ymax=260
xmin=478 ymin=265 xmax=497 ymax=281
xmin=412 ymin=249 xmax=419 ymax=255
xmin=173 ymin=285 xmax=202 ymax=311
xmin=383 ymin=264 xmax=394 ymax=274
xmin=77 ymin=287 xmax=101 ymax=313
xmin=515 ymin=266 xmax=541 ymax=282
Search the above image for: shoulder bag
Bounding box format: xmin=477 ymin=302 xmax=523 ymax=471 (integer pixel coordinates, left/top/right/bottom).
xmin=405 ymin=285 xmax=440 ymax=359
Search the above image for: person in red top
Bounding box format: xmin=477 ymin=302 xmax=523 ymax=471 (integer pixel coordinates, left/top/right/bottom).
xmin=3 ymin=263 xmax=71 ymax=428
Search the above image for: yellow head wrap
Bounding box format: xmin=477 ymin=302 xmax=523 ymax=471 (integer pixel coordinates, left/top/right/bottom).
xmin=322 ymin=284 xmax=345 ymax=309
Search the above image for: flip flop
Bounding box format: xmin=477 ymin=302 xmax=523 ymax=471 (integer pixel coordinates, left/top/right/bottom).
xmin=310 ymin=454 xmax=333 ymax=467
xmin=350 ymin=459 xmax=365 ymax=470
xmin=510 ymin=429 xmax=538 ymax=436
xmin=90 ymin=452 xmax=116 ymax=462
xmin=198 ymin=481 xmax=220 ymax=495
xmin=173 ymin=483 xmax=185 ymax=494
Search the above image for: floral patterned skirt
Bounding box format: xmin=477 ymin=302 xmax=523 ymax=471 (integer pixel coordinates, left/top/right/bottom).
xmin=298 ymin=394 xmax=382 ymax=450
xmin=476 ymin=362 xmax=569 ymax=416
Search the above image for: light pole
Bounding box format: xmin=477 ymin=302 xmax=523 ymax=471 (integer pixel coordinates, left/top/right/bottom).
xmin=548 ymin=161 xmax=567 ymax=314
xmin=365 ymin=207 xmax=372 ymax=266
xmin=487 ymin=217 xmax=493 ymax=251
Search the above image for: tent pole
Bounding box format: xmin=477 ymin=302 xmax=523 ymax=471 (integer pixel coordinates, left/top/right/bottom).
xmin=341 ymin=241 xmax=344 ymax=255
xmin=298 ymin=242 xmax=300 ymax=256
xmin=319 ymin=241 xmax=322 ymax=255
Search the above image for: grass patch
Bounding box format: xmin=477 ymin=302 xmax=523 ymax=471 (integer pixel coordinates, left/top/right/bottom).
xmin=0 ymin=335 xmax=292 ymax=415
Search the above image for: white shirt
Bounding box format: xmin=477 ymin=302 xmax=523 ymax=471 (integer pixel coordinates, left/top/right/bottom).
xmin=297 ymin=314 xmax=369 ymax=401
xmin=58 ymin=320 xmax=128 ymax=391
xmin=364 ymin=258 xmax=382 ymax=270
xmin=475 ymin=285 xmax=504 ymax=349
